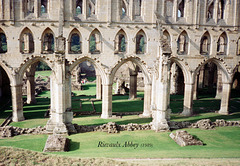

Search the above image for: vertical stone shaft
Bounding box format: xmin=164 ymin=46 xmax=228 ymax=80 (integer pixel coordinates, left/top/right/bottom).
xmin=101 ymin=83 xmax=112 ymax=119
xmin=11 ymin=84 xmax=24 ymax=122
xmin=129 ymin=73 xmax=137 ymax=99
xmin=26 ymin=75 xmax=36 ymax=104
xmin=219 ymin=83 xmax=231 ymax=115
xmin=142 ymin=83 xmax=151 ymax=117
xmin=96 ymin=74 xmax=102 ymax=99
xmin=181 ymin=83 xmax=194 ymax=116
xmin=215 ymin=69 xmax=222 ymax=99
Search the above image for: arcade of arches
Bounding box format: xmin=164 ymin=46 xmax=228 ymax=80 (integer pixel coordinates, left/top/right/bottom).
xmin=0 ymin=0 xmax=240 ymax=134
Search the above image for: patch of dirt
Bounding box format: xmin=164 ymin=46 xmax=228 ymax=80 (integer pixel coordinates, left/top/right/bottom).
xmin=0 ymin=146 xmax=133 ymax=166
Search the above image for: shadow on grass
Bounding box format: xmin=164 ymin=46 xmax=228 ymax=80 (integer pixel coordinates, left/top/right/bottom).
xmin=69 ymin=141 xmax=80 ymax=151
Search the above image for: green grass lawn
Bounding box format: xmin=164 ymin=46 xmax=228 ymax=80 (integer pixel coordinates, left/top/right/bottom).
xmin=1 ymin=72 xmax=240 ymax=159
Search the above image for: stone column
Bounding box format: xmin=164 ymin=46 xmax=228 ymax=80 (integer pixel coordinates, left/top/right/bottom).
xmin=218 ymin=82 xmax=231 ymax=115
xmin=101 ymin=83 xmax=112 ymax=119
xmin=181 ymin=83 xmax=194 ymax=116
xmin=141 ymin=83 xmax=152 ymax=117
xmin=46 ymin=55 xmax=75 ymax=135
xmin=26 ymin=74 xmax=36 ymax=104
xmin=215 ymin=69 xmax=222 ymax=99
xmin=172 ymin=0 xmax=178 ymax=22
xmin=193 ymin=74 xmax=198 ymax=100
xmin=170 ymin=63 xmax=178 ymax=94
xmin=213 ymin=0 xmax=219 ymax=22
xmin=129 ymin=72 xmax=137 ymax=100
xmin=198 ymin=67 xmax=205 ymax=89
xmin=11 ymin=84 xmax=25 ymax=122
xmin=34 ymin=0 xmax=40 ymax=18
xmin=151 ymin=54 xmax=170 ymax=131
xmin=96 ymin=73 xmax=102 ymax=99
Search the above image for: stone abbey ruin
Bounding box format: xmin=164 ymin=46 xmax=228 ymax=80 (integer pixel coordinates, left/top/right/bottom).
xmin=0 ymin=0 xmax=240 ymax=135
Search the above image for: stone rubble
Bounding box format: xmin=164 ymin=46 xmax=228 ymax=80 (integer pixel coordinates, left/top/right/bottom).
xmin=0 ymin=126 xmax=46 ymax=138
xmin=169 ymin=130 xmax=203 ymax=147
xmin=43 ymin=135 xmax=70 ymax=152
xmin=1 ymin=119 xmax=239 ymax=138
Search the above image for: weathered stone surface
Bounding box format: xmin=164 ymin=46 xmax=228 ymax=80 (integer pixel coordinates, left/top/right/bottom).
xmin=0 ymin=126 xmax=46 ymax=138
xmin=170 ymin=130 xmax=203 ymax=147
xmin=43 ymin=135 xmax=70 ymax=152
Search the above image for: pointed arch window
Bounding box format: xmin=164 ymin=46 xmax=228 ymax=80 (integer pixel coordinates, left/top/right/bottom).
xmin=76 ymin=0 xmax=83 ymax=15
xmin=69 ymin=30 xmax=82 ymax=54
xmin=41 ymin=29 xmax=54 ymax=54
xmin=207 ymin=1 xmax=214 ymax=19
xmin=177 ymin=31 xmax=188 ymax=55
xmin=200 ymin=32 xmax=211 ymax=55
xmin=218 ymin=0 xmax=225 ymax=20
xmin=41 ymin=0 xmax=48 ymax=15
xmin=120 ymin=0 xmax=129 ymax=20
xmin=0 ymin=33 xmax=7 ymax=53
xmin=136 ymin=31 xmax=146 ymax=54
xmin=217 ymin=33 xmax=227 ymax=55
xmin=87 ymin=0 xmax=95 ymax=18
xmin=89 ymin=30 xmax=101 ymax=54
xmin=20 ymin=28 xmax=34 ymax=54
xmin=114 ymin=30 xmax=127 ymax=54
xmin=177 ymin=0 xmax=185 ymax=18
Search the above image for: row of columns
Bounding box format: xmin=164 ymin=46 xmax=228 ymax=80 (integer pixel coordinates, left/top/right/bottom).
xmin=170 ymin=62 xmax=232 ymax=117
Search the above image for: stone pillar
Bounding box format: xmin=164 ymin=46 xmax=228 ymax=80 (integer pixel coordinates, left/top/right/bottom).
xmin=181 ymin=83 xmax=194 ymax=116
xmin=151 ymin=54 xmax=170 ymax=131
xmin=141 ymin=83 xmax=152 ymax=117
xmin=213 ymin=0 xmax=219 ymax=22
xmin=215 ymin=69 xmax=222 ymax=99
xmin=101 ymin=83 xmax=112 ymax=119
xmin=193 ymin=74 xmax=198 ymax=100
xmin=129 ymin=72 xmax=137 ymax=100
xmin=170 ymin=63 xmax=178 ymax=94
xmin=46 ymin=55 xmax=75 ymax=135
xmin=34 ymin=0 xmax=40 ymax=18
xmin=218 ymin=83 xmax=231 ymax=115
xmin=198 ymin=67 xmax=205 ymax=89
xmin=96 ymin=73 xmax=102 ymax=99
xmin=11 ymin=84 xmax=25 ymax=122
xmin=26 ymin=74 xmax=36 ymax=104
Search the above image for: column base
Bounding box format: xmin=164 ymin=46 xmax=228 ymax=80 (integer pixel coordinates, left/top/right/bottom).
xmin=101 ymin=114 xmax=112 ymax=119
xmin=181 ymin=107 xmax=193 ymax=116
xmin=27 ymin=99 xmax=37 ymax=104
xmin=215 ymin=94 xmax=222 ymax=99
xmin=151 ymin=110 xmax=170 ymax=132
xmin=218 ymin=109 xmax=229 ymax=115
xmin=139 ymin=112 xmax=152 ymax=118
xmin=12 ymin=116 xmax=25 ymax=122
xmin=12 ymin=112 xmax=25 ymax=122
xmin=151 ymin=120 xmax=170 ymax=132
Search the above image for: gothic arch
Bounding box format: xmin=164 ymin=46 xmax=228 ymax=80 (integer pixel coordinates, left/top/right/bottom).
xmin=135 ymin=29 xmax=147 ymax=54
xmin=217 ymin=32 xmax=228 ymax=55
xmin=68 ymin=28 xmax=82 ymax=54
xmin=19 ymin=27 xmax=34 ymax=54
xmin=69 ymin=56 xmax=107 ymax=84
xmin=0 ymin=28 xmax=7 ymax=54
xmin=18 ymin=56 xmax=53 ymax=81
xmin=0 ymin=62 xmax=13 ymax=84
xmin=41 ymin=28 xmax=55 ymax=54
xmin=163 ymin=30 xmax=172 ymax=47
xmin=110 ymin=56 xmax=151 ymax=85
xmin=170 ymin=57 xmax=192 ymax=84
xmin=200 ymin=31 xmax=211 ymax=55
xmin=194 ymin=58 xmax=231 ymax=83
xmin=177 ymin=30 xmax=189 ymax=55
xmin=114 ymin=29 xmax=128 ymax=54
xmin=89 ymin=28 xmax=102 ymax=54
